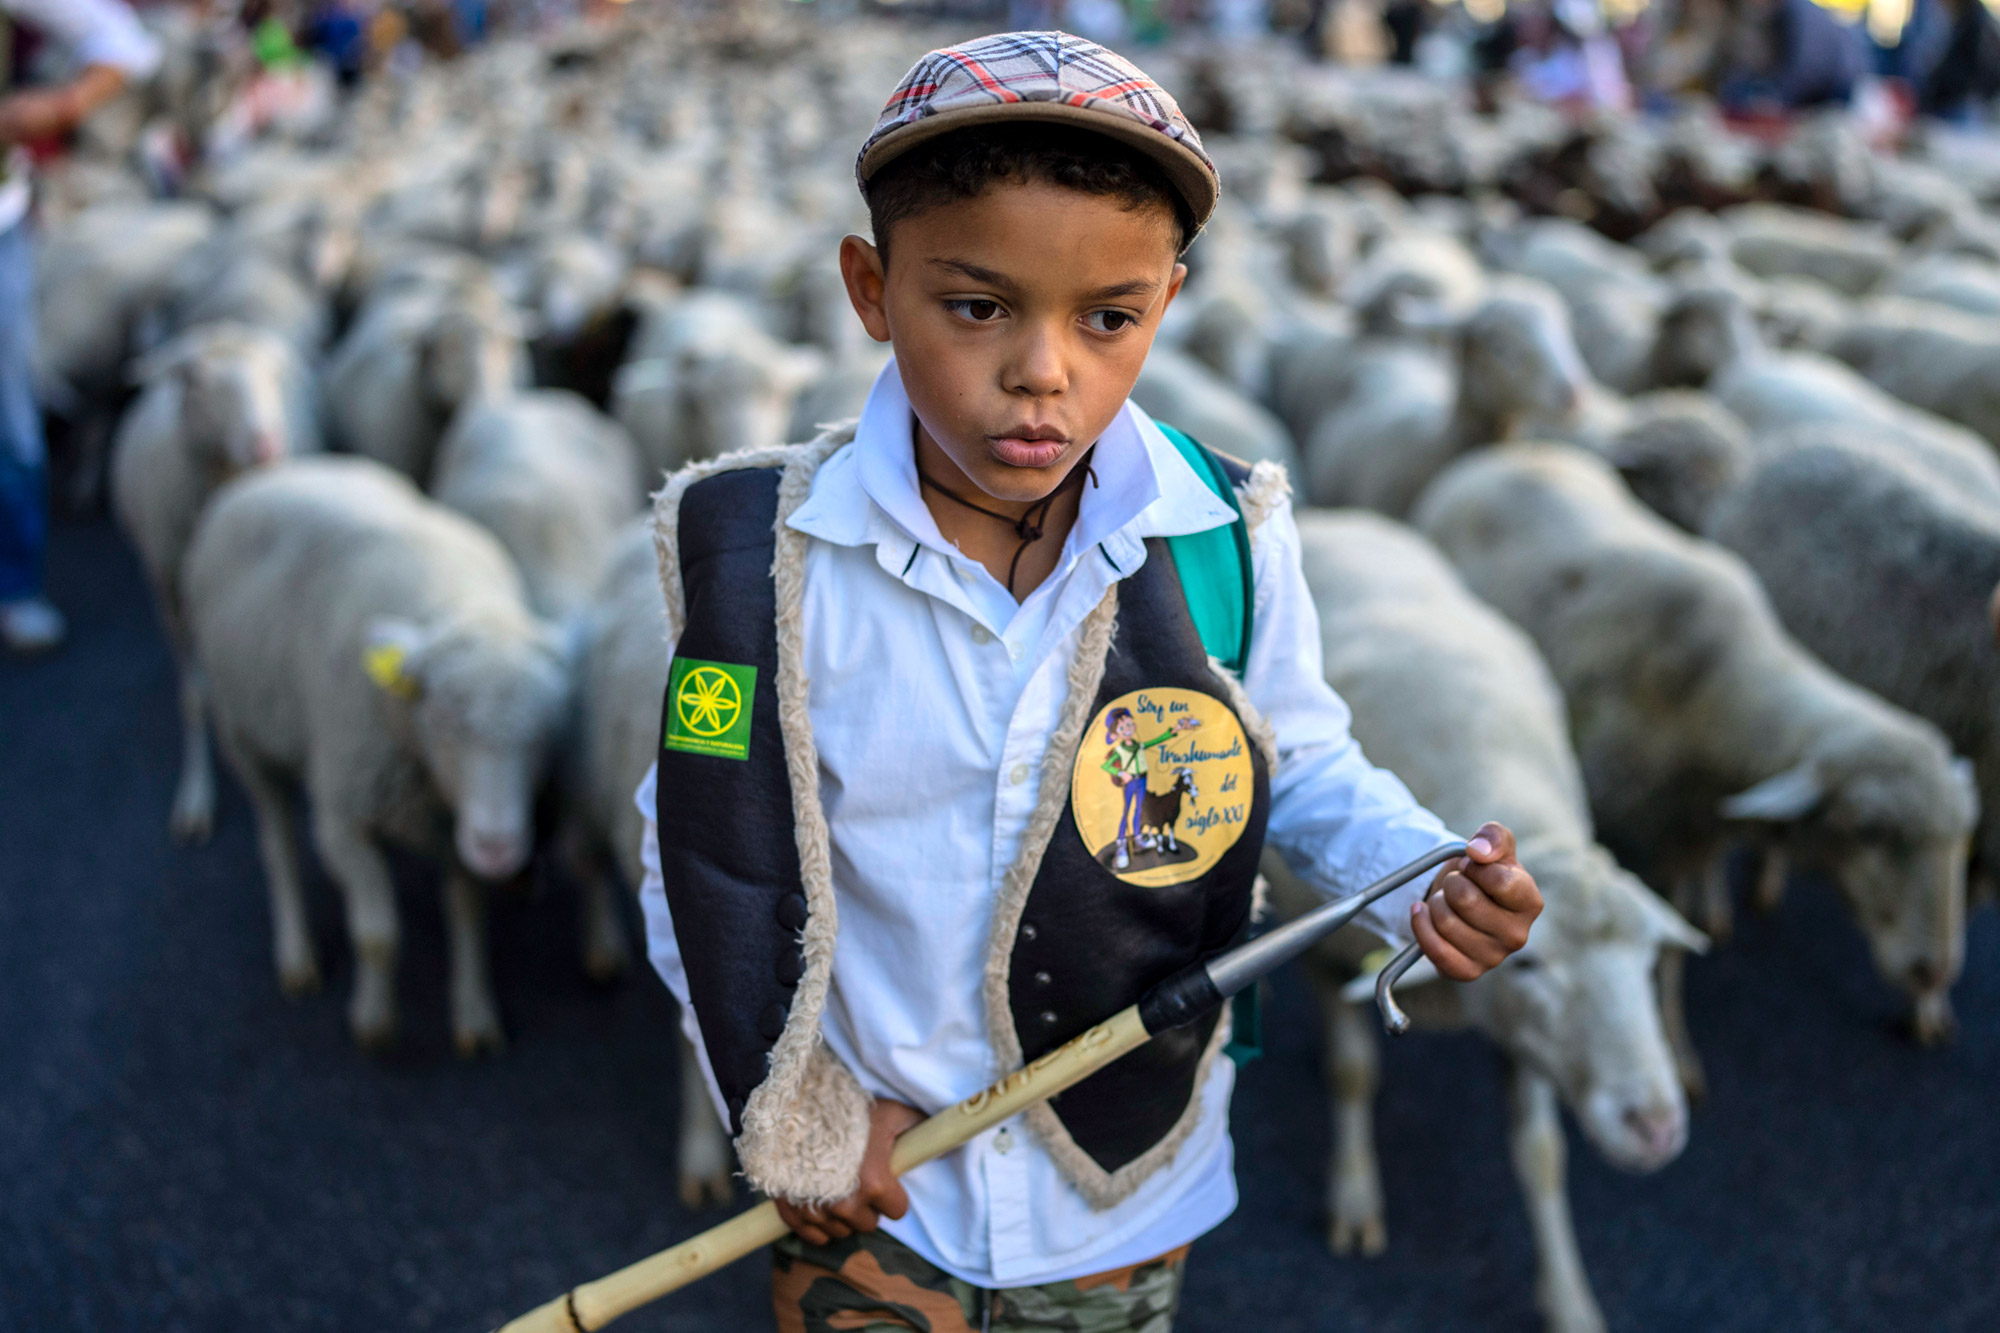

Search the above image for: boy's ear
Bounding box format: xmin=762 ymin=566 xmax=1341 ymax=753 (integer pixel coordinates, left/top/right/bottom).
xmin=838 ymin=233 xmax=893 ymax=344
xmin=1159 ymin=261 xmax=1189 ymax=319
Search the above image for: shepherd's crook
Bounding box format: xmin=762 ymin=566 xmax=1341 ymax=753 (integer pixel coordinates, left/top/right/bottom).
xmin=495 ymin=841 xmax=1468 ymax=1333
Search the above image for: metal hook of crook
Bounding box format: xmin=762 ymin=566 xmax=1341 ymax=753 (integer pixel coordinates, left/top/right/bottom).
xmin=1374 ymin=936 xmax=1428 ymax=1036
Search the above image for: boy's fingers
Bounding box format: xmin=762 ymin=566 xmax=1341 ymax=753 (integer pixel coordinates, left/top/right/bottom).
xmin=1439 ymin=869 xmax=1523 ymax=942
xmin=828 ymin=1195 xmax=880 ymax=1233
xmin=1465 ymin=821 xmax=1514 ymax=865
xmin=1424 ymin=890 xmax=1510 ymax=970
xmin=1411 ymin=898 xmax=1483 ymax=982
xmin=873 ymin=1175 xmax=911 ymax=1222
xmin=777 ymin=1201 xmax=831 ymax=1246
xmin=1466 ymin=858 xmax=1539 ymax=910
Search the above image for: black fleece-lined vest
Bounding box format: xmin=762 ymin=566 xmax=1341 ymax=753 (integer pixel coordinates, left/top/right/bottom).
xmin=655 ymin=455 xmax=1271 ymax=1179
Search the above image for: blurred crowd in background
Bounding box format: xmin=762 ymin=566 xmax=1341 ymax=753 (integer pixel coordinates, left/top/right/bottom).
xmin=142 ymin=0 xmax=2000 ymax=139
xmin=99 ymin=0 xmax=2000 ymax=147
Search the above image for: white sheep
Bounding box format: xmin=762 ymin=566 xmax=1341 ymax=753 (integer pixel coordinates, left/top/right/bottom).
xmin=610 ymin=289 xmax=822 ymax=478
xmin=1297 ymin=277 xmax=1591 ymax=514
xmin=1883 ymin=252 xmax=2000 ymax=319
xmin=1160 ymin=211 xmax=1297 ymax=400
xmin=1490 ymin=216 xmax=1669 ymax=394
xmin=182 ymin=457 xmax=572 ymax=1054
xmin=430 ymin=389 xmax=646 ymax=622
xmin=786 ymin=344 xmax=893 ymax=444
xmin=1650 ymin=283 xmax=2000 ymax=509
xmin=498 ymin=230 xmax=630 ymax=346
xmin=152 ymin=197 xmax=355 ymax=355
xmin=1707 ymin=425 xmax=2000 ymax=909
xmin=36 ymin=200 xmax=218 ymax=505
xmin=110 ymin=323 xmax=323 ymax=845
xmin=561 ymin=525 xmax=733 ymax=1207
xmin=1131 ymin=345 xmax=1302 ymax=474
xmin=324 ymin=279 xmax=532 ymax=485
xmin=1277 ymin=510 xmax=1705 ymax=1333
xmin=1415 ymin=445 xmax=1976 ymax=1063
xmin=1722 ymin=202 xmax=1900 ymax=298
xmin=1826 ymin=297 xmax=2000 ymax=451
xmin=37 ymin=200 xmax=217 ymax=406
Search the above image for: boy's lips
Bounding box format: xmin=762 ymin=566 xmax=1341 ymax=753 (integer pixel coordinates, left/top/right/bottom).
xmin=987 ymin=428 xmax=1070 ymax=468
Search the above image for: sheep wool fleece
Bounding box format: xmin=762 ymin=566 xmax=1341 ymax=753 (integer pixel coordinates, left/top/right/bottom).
xmin=651 ymin=431 xmax=1273 ymax=1209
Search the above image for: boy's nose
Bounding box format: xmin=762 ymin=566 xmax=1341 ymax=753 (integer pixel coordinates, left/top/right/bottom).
xmin=1006 ymin=331 xmax=1068 ymax=398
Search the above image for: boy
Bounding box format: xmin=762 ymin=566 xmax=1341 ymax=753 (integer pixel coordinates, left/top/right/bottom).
xmin=637 ymin=31 xmax=1541 ymax=1332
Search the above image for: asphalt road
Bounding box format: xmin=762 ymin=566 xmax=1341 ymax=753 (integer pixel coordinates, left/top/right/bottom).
xmin=4 ymin=514 xmax=1997 ymax=1333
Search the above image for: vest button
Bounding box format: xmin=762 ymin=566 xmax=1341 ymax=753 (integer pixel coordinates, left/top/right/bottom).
xmin=758 ymin=1002 xmax=789 ymax=1040
xmin=1034 ymin=971 xmax=1052 ymax=987
xmin=776 ymin=951 xmax=804 ymax=986
xmin=775 ymin=892 xmax=808 ymax=931
xmin=1039 ymin=1010 xmax=1058 ymax=1026
xmin=1019 ymin=922 xmax=1038 ymax=942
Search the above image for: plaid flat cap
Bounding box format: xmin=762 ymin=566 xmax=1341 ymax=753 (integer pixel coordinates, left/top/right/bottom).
xmin=857 ymin=31 xmax=1218 ymax=231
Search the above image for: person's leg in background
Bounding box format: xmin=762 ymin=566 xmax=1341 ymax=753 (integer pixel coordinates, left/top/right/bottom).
xmin=0 ymin=218 xmax=61 ymax=654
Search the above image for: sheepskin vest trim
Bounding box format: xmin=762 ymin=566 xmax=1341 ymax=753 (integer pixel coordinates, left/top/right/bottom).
xmin=651 ymin=428 xmax=1286 ymax=1209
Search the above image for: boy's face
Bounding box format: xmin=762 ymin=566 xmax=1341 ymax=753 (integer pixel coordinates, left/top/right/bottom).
xmin=839 ymin=179 xmax=1186 ymax=505
xmin=1113 ymin=714 xmax=1137 ymax=742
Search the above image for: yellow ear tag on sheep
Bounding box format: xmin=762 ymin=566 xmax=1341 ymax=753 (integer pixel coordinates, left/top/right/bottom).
xmin=364 ymin=644 xmax=421 ymax=700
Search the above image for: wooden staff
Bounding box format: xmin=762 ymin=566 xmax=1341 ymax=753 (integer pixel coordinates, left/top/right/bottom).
xmin=496 ymin=841 xmax=1469 ymax=1333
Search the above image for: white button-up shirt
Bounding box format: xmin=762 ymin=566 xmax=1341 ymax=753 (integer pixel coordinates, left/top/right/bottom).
xmin=637 ymin=361 xmax=1455 ymax=1288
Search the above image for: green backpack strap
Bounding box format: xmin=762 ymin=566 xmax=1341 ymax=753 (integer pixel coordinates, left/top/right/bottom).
xmin=1154 ymin=421 xmax=1264 ymax=1065
xmin=1155 ymin=422 xmax=1256 ymax=679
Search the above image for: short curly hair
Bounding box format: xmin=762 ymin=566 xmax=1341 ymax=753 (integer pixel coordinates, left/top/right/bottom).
xmin=864 ymin=123 xmax=1195 ymax=264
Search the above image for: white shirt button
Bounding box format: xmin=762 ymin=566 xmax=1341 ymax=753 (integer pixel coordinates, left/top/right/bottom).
xmin=971 ymin=624 xmax=993 ymax=645
xmin=1008 ymin=642 xmax=1023 ymax=661
xmin=1009 ymin=763 xmax=1030 ymax=786
xmin=993 ymin=1128 xmax=1014 ymax=1155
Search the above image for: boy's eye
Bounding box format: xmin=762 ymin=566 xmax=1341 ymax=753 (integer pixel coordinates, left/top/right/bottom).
xmin=1085 ymin=310 xmax=1137 ymax=334
xmin=947 ymin=299 xmax=1004 ymax=322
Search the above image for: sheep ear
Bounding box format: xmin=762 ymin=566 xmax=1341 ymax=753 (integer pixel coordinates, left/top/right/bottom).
xmin=1951 ymin=757 xmax=1981 ymax=819
xmin=1720 ymin=761 xmax=1825 ymax=822
xmin=549 ymin=616 xmax=589 ymax=671
xmin=362 ymin=617 xmax=435 ymax=701
xmin=128 ymin=332 xmax=204 ymax=386
xmin=1634 ymin=886 xmax=1711 ymax=955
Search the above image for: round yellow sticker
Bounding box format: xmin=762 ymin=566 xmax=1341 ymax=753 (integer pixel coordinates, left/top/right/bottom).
xmin=1071 ymin=687 xmax=1255 ymax=888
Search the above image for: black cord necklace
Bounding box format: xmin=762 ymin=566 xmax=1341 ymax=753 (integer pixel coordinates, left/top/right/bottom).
xmin=917 ymin=447 xmax=1098 ymax=595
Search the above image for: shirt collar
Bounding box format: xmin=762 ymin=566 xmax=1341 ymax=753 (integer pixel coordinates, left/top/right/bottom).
xmin=785 ymin=357 xmax=1239 ymax=557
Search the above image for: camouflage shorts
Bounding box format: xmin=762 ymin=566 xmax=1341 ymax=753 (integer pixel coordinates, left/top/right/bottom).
xmin=771 ymin=1228 xmax=1187 ymax=1333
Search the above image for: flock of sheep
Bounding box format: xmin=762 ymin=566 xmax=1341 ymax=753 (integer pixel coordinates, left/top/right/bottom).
xmin=49 ymin=9 xmax=2000 ymax=1333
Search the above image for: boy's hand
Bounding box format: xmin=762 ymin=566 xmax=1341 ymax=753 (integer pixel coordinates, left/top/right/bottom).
xmin=773 ymin=1098 xmax=923 ymax=1245
xmin=1410 ymin=822 xmax=1541 ymax=981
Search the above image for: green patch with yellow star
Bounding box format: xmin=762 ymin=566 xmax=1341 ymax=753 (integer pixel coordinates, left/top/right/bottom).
xmin=664 ymin=658 xmax=757 ymax=761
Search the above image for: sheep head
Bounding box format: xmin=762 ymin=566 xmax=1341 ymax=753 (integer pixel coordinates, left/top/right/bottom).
xmin=134 ymin=324 xmax=302 ymax=475
xmin=684 ymin=340 xmax=824 ymax=458
xmin=1721 ymin=734 xmax=1977 ymax=1044
xmin=1650 ymin=283 xmax=1760 ymax=388
xmin=1454 ymin=279 xmax=1591 ymax=430
xmin=363 ymin=614 xmax=573 ymax=883
xmin=421 ymin=298 xmax=529 ymax=414
xmin=1455 ymin=844 xmax=1706 ymax=1173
